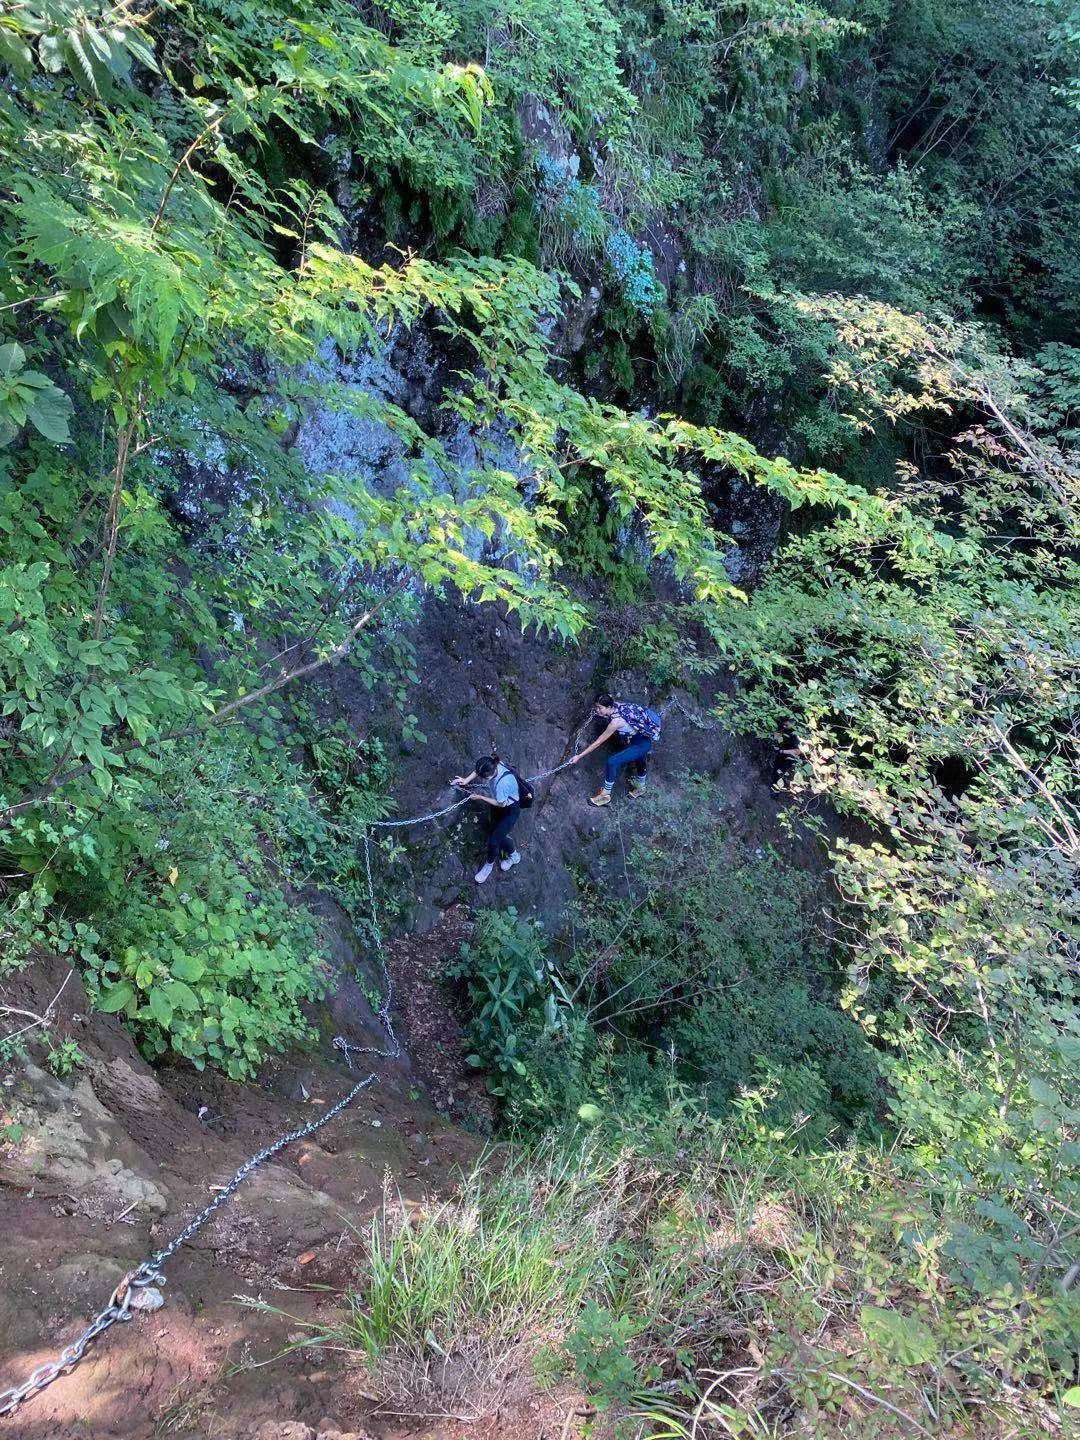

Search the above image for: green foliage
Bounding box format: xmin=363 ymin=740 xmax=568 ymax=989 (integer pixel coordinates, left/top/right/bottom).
xmin=567 ymin=791 xmax=879 ymax=1136
xmin=4 ymin=0 xmax=850 ymax=1088
xmin=46 ymin=1038 xmax=85 ymax=1077
xmin=683 ymin=295 xmax=1080 ymax=1398
xmin=0 ymin=343 xmax=73 ymax=446
xmin=880 ymin=1044 xmax=1080 ymax=1328
xmin=448 ymin=799 xmax=876 ymax=1137
xmin=448 ymin=908 xmax=575 ymax=1108
xmin=652 ymin=293 xmax=719 ymax=395
xmin=452 ymin=0 xmax=635 ymax=145
xmin=271 ymin=699 xmax=403 ymax=935
xmin=1031 ymin=342 xmax=1080 ymax=442
xmin=331 ymin=1153 xmax=601 ymax=1367
xmin=875 ymin=0 xmax=1080 ymax=330
xmin=565 ymin=1300 xmax=643 ymax=1408
xmin=558 ymin=489 xmax=656 ymax=605
xmin=759 ymin=152 xmax=979 ymax=312
xmin=3 ymin=7 xmax=1080 ymax=1430
xmin=0 ymin=0 xmax=158 ymax=93
xmin=88 ymin=874 xmax=326 ymax=1080
xmin=534 ymin=159 xmax=608 ymax=267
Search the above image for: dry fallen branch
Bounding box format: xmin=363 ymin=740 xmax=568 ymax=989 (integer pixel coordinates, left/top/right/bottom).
xmin=0 ymin=967 xmax=75 ymax=1045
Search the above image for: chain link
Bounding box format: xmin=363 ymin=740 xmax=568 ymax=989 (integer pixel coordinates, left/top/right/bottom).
xmin=1 ymin=937 xmax=400 ymax=1423
xmin=1 ymin=701 xmax=714 ymax=1421
xmin=0 ymin=1289 xmax=135 ymax=1418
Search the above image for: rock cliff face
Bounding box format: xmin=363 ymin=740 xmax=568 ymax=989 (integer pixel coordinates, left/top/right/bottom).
xmin=330 ymin=592 xmax=798 ymax=936
xmin=158 ymin=302 xmax=797 ymax=938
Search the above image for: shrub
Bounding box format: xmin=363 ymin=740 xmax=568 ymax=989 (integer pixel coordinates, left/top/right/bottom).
xmin=566 ymin=787 xmax=879 ymax=1134
xmin=57 ymin=717 xmax=356 ymax=1081
xmin=565 ymin=1300 xmax=643 ymax=1408
xmin=535 ymin=153 xmax=608 ymax=263
xmin=88 ymin=869 xmax=327 ymax=1080
xmin=603 ymin=230 xmax=665 ymax=314
xmin=447 ymin=907 xmax=577 ymax=1112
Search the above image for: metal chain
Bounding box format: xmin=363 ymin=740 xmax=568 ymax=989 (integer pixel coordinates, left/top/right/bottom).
xmin=2 ymin=702 xmax=710 ymax=1420
xmin=658 ymin=695 xmax=723 ymax=731
xmin=1 ymin=936 xmax=401 ymax=1424
xmin=368 ymin=725 xmax=593 ymax=840
xmin=522 ymin=755 xmax=579 ymax=785
xmin=364 ymin=750 xmax=582 ymax=836
xmin=367 ymin=796 xmax=471 ymax=829
xmin=0 ymin=1289 xmax=139 ymax=1419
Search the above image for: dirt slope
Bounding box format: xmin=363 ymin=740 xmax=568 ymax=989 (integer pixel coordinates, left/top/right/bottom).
xmin=0 ymin=944 xmax=502 ymax=1440
xmin=1 ymin=600 xmax=809 ymax=1439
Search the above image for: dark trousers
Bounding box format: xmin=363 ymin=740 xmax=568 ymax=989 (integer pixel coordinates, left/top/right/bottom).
xmin=487 ymin=802 xmax=521 ymax=861
xmin=605 ymin=737 xmax=652 ymax=787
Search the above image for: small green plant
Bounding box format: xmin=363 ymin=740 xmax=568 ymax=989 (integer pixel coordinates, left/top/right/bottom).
xmin=559 ymin=487 xmax=656 ymax=604
xmin=360 ymin=980 xmax=384 ymax=1014
xmin=447 ymin=908 xmax=574 ymax=1112
xmin=565 ymin=1300 xmax=642 ymax=1408
xmin=46 ymin=1038 xmax=85 ymax=1077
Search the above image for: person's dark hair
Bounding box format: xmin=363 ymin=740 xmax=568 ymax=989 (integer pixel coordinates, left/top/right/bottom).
xmin=595 ymin=692 xmax=614 ymax=709
xmin=475 ymin=756 xmax=497 ymax=779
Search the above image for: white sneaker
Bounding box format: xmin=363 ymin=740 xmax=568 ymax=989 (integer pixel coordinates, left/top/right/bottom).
xmin=500 ymin=851 xmax=521 ymax=872
xmin=474 ymin=861 xmax=495 ymax=884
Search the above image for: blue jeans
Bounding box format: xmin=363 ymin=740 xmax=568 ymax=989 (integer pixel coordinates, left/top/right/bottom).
xmin=605 ymin=737 xmax=652 ymax=787
xmin=487 ymin=802 xmax=521 ymax=861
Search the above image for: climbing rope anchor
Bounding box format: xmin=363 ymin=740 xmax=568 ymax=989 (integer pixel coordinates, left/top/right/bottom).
xmin=0 ymin=1270 xmax=158 ymax=1418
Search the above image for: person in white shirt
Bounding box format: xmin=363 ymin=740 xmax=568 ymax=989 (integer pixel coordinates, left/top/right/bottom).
xmin=451 ymin=755 xmax=522 ymax=883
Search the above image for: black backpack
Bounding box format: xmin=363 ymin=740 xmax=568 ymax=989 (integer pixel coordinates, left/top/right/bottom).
xmin=512 ymin=771 xmax=534 ymax=808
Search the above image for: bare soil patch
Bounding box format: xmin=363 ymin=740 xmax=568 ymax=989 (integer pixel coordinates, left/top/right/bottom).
xmin=0 ymin=948 xmax=498 ymax=1440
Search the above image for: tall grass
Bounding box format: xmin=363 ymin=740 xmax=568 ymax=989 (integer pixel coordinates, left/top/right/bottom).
xmin=340 ymin=1154 xmax=600 ymax=1359
xmin=320 ymin=1111 xmax=1075 ymax=1436
xmin=328 ymin=1139 xmax=641 ymax=1411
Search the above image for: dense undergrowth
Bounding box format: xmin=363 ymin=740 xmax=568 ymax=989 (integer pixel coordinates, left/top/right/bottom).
xmin=2 ymin=0 xmax=1080 ymax=1433
xmin=324 ymin=1113 xmax=1074 ymax=1437
xmin=450 ymin=787 xmax=880 ymax=1138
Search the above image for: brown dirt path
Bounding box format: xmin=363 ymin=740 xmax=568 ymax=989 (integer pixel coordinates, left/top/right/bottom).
xmin=0 ymin=937 xmax=524 ymax=1440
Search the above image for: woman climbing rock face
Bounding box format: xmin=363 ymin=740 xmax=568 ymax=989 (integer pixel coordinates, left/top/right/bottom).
xmin=570 ymin=694 xmax=663 ymax=806
xmin=451 ymin=755 xmax=522 ymax=883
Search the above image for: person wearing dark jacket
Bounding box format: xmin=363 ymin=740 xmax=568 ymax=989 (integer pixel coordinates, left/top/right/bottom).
xmin=570 ymin=694 xmax=662 ymax=806
xmin=451 ymin=755 xmax=521 ymax=883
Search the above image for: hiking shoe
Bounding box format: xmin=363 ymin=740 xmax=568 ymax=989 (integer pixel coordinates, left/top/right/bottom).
xmin=500 ymin=850 xmax=522 ymax=872
xmin=628 ymin=780 xmax=645 ymax=797
xmin=588 ymin=788 xmax=612 ymax=807
xmin=474 ymin=860 xmax=495 ymax=884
